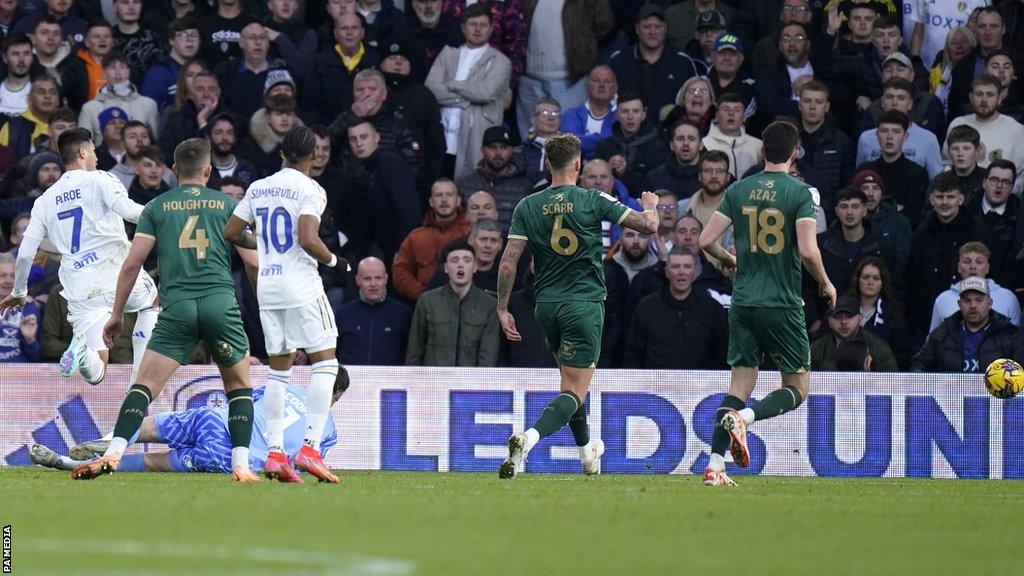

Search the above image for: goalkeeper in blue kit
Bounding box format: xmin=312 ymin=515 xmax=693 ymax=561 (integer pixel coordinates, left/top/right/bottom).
xmin=31 ymin=369 xmax=347 ymax=476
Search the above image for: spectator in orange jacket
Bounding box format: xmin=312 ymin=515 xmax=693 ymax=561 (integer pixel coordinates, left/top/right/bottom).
xmin=392 ymin=178 xmax=471 ymax=301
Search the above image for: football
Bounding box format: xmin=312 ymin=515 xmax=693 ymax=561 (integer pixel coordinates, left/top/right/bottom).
xmin=984 ymin=358 xmax=1024 ymax=399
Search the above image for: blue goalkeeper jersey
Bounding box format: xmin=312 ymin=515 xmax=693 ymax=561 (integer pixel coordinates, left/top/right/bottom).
xmin=214 ymin=385 xmax=339 ymax=469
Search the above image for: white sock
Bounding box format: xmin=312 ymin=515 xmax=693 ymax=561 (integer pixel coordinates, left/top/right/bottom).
xmin=58 ymin=455 xmax=89 ymax=471
xmin=303 ymin=359 xmax=338 ymax=451
xmin=232 ymin=447 xmax=250 ymax=471
xmin=739 ymin=408 xmax=756 ymax=426
xmin=104 ymin=436 xmax=128 ymax=457
xmin=265 ymin=369 xmax=290 ymax=453
xmin=80 ymin=346 xmax=105 ymax=384
xmin=100 ymin=430 xmax=113 ymax=441
xmin=709 ymin=453 xmax=726 ymax=471
xmin=524 ymin=428 xmax=540 ymax=453
xmin=130 ymin=307 xmax=159 ymax=381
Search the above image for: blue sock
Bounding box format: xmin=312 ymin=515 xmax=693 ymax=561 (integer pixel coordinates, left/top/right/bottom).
xmin=119 ymin=454 xmax=144 ymax=472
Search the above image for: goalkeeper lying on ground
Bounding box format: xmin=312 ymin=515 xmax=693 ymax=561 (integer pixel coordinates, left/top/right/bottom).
xmin=31 ymin=368 xmax=348 ymax=477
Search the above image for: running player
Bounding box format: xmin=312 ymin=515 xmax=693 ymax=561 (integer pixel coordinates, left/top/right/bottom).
xmin=0 ymin=128 xmax=159 ymax=386
xmin=33 ymin=368 xmax=348 ymax=477
xmin=495 ymin=133 xmax=659 ymax=479
xmin=697 ymin=121 xmax=837 ymax=487
xmin=222 ymin=125 xmax=341 ymax=484
xmin=72 ymin=138 xmax=262 ymax=483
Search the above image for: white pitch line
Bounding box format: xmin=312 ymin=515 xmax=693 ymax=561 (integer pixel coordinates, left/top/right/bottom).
xmin=23 ymin=538 xmax=415 ymax=576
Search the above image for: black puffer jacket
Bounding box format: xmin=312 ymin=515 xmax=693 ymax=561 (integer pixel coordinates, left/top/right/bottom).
xmin=906 ymin=211 xmax=998 ymax=336
xmin=640 ymin=155 xmax=701 ymax=200
xmin=624 ymin=287 xmax=728 ymax=369
xmin=911 ymin=311 xmax=1021 ymax=373
xmin=330 ymin=103 xmax=430 ymax=197
xmin=800 ymin=119 xmax=856 ymax=204
xmin=455 ymin=156 xmax=534 ymax=232
xmin=595 ymin=119 xmax=669 ymax=196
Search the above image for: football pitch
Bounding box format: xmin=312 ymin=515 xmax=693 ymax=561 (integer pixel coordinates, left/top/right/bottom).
xmin=2 ymin=468 xmax=1021 ymax=575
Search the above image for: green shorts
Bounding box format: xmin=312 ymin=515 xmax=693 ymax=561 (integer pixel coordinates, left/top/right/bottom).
xmin=147 ymin=292 xmax=249 ymax=367
xmin=727 ymin=304 xmax=810 ymax=374
xmin=534 ymin=300 xmax=604 ymax=368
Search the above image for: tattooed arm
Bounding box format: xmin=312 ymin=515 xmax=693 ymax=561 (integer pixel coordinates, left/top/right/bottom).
xmin=496 ymin=237 xmax=527 ymax=341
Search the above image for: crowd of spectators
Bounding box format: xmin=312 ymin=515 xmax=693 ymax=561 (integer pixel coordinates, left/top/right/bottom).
xmin=4 ymin=0 xmax=1024 ymax=375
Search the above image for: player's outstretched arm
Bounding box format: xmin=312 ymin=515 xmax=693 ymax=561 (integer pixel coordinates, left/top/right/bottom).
xmin=619 ymin=190 xmax=659 ymax=235
xmin=0 ymin=235 xmax=43 ymax=314
xmin=223 ymin=215 xmax=258 ymax=250
xmin=104 ymin=235 xmax=156 ymax=346
xmin=496 ymin=237 xmax=527 ymax=341
xmin=796 ymin=218 xmax=837 ymax=311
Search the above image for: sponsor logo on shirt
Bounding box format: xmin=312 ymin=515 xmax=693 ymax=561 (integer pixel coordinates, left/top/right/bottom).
xmin=73 ymin=251 xmax=99 ymax=270
xmin=260 ymin=264 xmax=283 ymax=277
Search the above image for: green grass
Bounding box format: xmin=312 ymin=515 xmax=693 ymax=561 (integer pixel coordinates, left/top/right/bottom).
xmin=2 ymin=468 xmax=1022 ymax=575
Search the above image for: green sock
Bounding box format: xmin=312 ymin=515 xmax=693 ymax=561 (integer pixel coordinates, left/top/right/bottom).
xmin=711 ymin=395 xmax=746 ymax=456
xmin=532 ymin=391 xmax=580 ymax=440
xmin=112 ymin=384 xmax=152 ymax=441
xmin=568 ymin=402 xmax=589 ymax=447
xmin=226 ymin=388 xmax=254 ymax=449
xmin=751 ymin=386 xmax=804 ymax=422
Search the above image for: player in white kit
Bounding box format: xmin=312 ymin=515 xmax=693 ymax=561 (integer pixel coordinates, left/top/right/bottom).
xmin=223 ymin=125 xmax=341 ymax=484
xmin=0 ymin=128 xmax=159 ymax=386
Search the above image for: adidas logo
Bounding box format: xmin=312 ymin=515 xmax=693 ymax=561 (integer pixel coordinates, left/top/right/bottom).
xmin=133 ymin=331 xmax=146 ymax=339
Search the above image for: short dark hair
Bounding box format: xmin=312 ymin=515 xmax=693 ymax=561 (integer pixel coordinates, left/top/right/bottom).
xmin=85 ymin=19 xmax=113 ymax=36
xmin=137 ymin=145 xmax=165 ymax=165
xmin=671 ymin=118 xmax=701 ymax=137
xmin=931 ymin=171 xmax=963 ymax=194
xmin=947 ymin=124 xmax=981 ymax=148
xmin=218 ymin=175 xmax=246 ymax=190
xmin=2 ymin=32 xmax=31 ymax=53
xmin=882 ymin=77 xmax=914 ymax=96
xmin=873 ymin=15 xmax=900 ymax=31
xmin=346 ymin=116 xmax=375 ymax=133
xmin=544 ymin=133 xmax=582 ymax=171
xmin=281 ymin=125 xmax=316 ymax=164
xmin=699 ymin=149 xmax=730 ymax=169
xmin=264 ymin=93 xmax=296 ymax=114
xmin=761 ymin=121 xmax=800 ymax=164
xmin=835 ymin=186 xmax=868 ymax=205
xmin=616 ymin=91 xmax=644 ymax=107
xmin=168 ymin=17 xmax=200 ymax=39
xmin=122 ymin=119 xmax=152 ymax=139
xmin=58 ymin=128 xmax=94 ymax=165
xmin=442 ymin=238 xmax=475 ymax=261
xmin=876 ymin=109 xmax=909 ymax=131
xmin=309 ymin=124 xmax=330 ymax=140
xmin=985 ymin=49 xmax=1015 ymax=63
xmin=101 ymin=51 xmax=129 ymax=69
xmin=50 ymin=107 xmax=77 ymax=125
xmin=986 ymin=159 xmax=1018 ymax=181
xmin=977 ymin=5 xmax=1003 ymax=22
xmin=173 ymin=138 xmax=211 ymax=179
xmin=462 ymin=2 xmax=491 ymax=22
xmin=34 ymin=16 xmax=62 ymax=32
xmin=834 ymin=340 xmax=870 ymax=372
xmin=667 ymin=246 xmax=698 ymax=262
xmin=716 ymin=92 xmax=745 ymax=107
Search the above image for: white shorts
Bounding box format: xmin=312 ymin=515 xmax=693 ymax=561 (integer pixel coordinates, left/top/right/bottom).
xmin=260 ymin=293 xmax=338 ymax=356
xmin=66 ymin=270 xmax=158 ymax=351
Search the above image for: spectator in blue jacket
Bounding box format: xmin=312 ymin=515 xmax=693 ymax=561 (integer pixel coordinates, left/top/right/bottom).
xmin=559 ymin=65 xmax=617 ymax=160
xmin=338 ymin=257 xmax=412 ymax=366
xmin=140 ymin=18 xmax=201 ymax=110
xmin=0 ymin=252 xmax=41 ymax=363
xmin=515 ymin=96 xmax=561 ymax=189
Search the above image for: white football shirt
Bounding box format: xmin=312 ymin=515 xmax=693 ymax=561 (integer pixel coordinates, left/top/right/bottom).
xmin=233 ymin=167 xmax=328 ymax=310
xmin=22 ymin=169 xmax=145 ymax=302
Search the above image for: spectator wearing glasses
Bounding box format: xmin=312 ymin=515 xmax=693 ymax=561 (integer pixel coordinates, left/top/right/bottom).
xmin=966 ymin=160 xmax=1018 ymax=273
xmin=141 ymin=18 xmax=201 ymax=110
xmin=747 ymin=0 xmax=814 ymax=74
xmin=516 ymin=97 xmax=561 ymax=188
xmin=679 ymin=149 xmax=731 ymax=248
xmin=754 ymin=21 xmax=810 ymax=126
xmin=658 ymin=75 xmax=714 ymax=139
xmin=650 ymin=189 xmax=680 ymax=257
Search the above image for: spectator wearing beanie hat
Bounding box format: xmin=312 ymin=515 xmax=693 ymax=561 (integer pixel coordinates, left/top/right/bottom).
xmin=854 ymin=168 xmax=911 ymax=280
xmin=27 ymin=152 xmax=64 ymax=197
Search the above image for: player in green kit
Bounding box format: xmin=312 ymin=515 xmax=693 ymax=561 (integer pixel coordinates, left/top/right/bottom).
xmin=495 ymin=133 xmax=659 ymax=479
xmin=72 ymin=139 xmax=263 ymax=483
xmin=698 ymin=121 xmax=837 ymax=487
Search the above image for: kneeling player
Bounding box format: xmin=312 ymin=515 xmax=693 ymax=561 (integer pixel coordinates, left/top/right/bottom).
xmin=34 ymin=368 xmax=348 ymax=478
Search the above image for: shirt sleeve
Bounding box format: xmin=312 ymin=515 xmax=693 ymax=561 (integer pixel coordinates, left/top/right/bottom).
xmin=507 ymin=199 xmax=528 ymax=240
xmin=22 ymin=198 xmax=46 ymax=244
xmin=135 ymin=204 xmax=156 ymax=238
xmin=795 ymin=185 xmax=820 ymax=222
xmin=716 ymin=184 xmax=735 ymax=221
xmin=596 ymin=190 xmax=630 ymax=225
xmin=98 ymin=171 xmax=145 ymax=223
xmin=298 ymin=183 xmax=327 ymax=220
xmin=231 ymin=192 xmax=253 ymax=224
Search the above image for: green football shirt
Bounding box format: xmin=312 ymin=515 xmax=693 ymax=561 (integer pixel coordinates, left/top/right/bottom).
xmin=508 ymin=184 xmax=630 ymax=303
xmin=715 ymin=171 xmax=819 ymax=309
xmin=134 ymin=185 xmax=239 ymax=307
